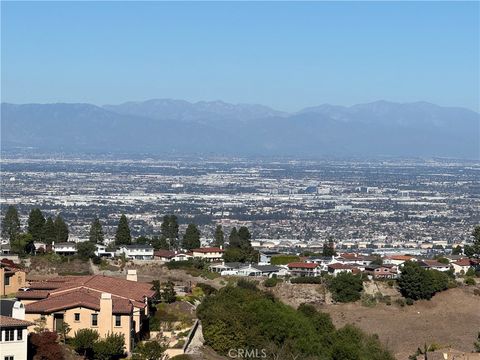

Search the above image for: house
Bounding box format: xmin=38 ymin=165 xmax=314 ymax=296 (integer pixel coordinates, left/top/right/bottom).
xmin=16 ymin=271 xmax=156 ymax=353
xmin=336 ymin=253 xmax=376 ymax=266
xmin=451 ymin=258 xmax=473 ymax=275
xmin=384 ymin=255 xmax=416 ymax=266
xmin=191 ymin=247 xmax=224 ymax=262
xmin=237 ymin=264 xmax=285 ymax=277
xmin=1 ymin=259 xmax=26 ymax=296
xmin=117 ymin=244 xmax=154 ymax=260
xmin=52 ymin=242 xmax=77 ymax=256
xmin=287 ymin=262 xmax=320 ymax=277
xmin=0 ymin=299 xmax=33 ymax=360
xmin=154 ymin=250 xmax=176 ymax=262
xmin=418 ymin=260 xmax=451 ymax=272
xmin=209 ymin=262 xmax=243 ymax=275
xmin=94 ymin=244 xmax=115 ymax=258
xmin=259 ymin=251 xmax=281 ymax=265
xmin=327 ymin=263 xmax=355 ymax=276
xmin=364 ymin=264 xmax=398 ymax=279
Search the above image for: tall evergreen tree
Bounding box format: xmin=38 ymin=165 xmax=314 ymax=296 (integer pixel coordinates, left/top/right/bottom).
xmin=161 ymin=215 xmax=179 ymax=249
xmin=183 ymin=224 xmax=201 ymax=250
xmin=228 ymin=227 xmax=240 ymax=247
xmin=43 ymin=217 xmax=56 ymax=245
xmin=115 ymin=214 xmax=132 ymax=245
xmin=89 ymin=218 xmax=104 ymax=244
xmin=213 ymin=225 xmax=224 ymax=247
xmin=471 ymin=225 xmax=480 ymax=257
xmin=151 ymin=236 xmax=169 ymax=250
xmin=27 ymin=208 xmax=45 ymax=242
xmin=54 ymin=215 xmax=69 ymax=242
xmin=1 ymin=205 xmax=20 ymax=243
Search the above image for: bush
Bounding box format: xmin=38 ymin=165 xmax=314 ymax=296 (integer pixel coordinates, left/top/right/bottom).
xmin=92 ymin=333 xmax=125 ymax=360
xmin=71 ymin=329 xmax=99 ymax=358
xmin=290 ymin=276 xmax=322 ymax=284
xmin=466 ymin=267 xmax=476 ymax=277
xmin=395 ymin=298 xmax=406 ymax=307
xmin=398 ymin=261 xmax=449 ymax=300
xmin=474 ymin=289 xmax=480 ymax=296
xmin=195 ymin=282 xmax=217 ymax=296
xmin=131 ymin=340 xmax=167 ymax=360
xmin=92 ymin=255 xmax=102 ymax=265
xmin=237 ymin=279 xmax=258 ymax=290
xmin=361 ymin=294 xmax=377 ymax=307
xmin=263 ymin=277 xmax=281 ymax=288
xmin=197 ymin=284 xmax=394 ymax=359
xmin=270 ymin=255 xmax=300 ymax=265
xmin=29 ymin=331 xmax=64 ymax=360
xmin=328 ymin=272 xmax=364 ymax=303
xmin=465 ymin=277 xmax=476 ymax=286
xmin=406 ymin=298 xmax=414 ymax=306
xmin=387 ymin=280 xmax=395 ymax=287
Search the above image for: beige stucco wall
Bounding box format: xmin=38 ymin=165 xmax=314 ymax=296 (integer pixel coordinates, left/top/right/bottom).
xmin=0 ymin=268 xmax=26 ymax=296
xmin=25 ymin=307 xmax=133 ymax=352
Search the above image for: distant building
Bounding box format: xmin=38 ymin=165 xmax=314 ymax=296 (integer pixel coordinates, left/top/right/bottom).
xmin=287 ymin=262 xmax=320 ymax=277
xmin=191 ymin=247 xmax=224 ymax=262
xmin=0 ymin=259 xmax=26 ymax=296
xmin=52 ymin=242 xmax=77 ymax=256
xmin=0 ymin=299 xmax=32 ymax=360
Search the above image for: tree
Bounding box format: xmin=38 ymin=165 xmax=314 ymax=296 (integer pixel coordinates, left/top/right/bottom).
xmin=225 ymin=226 xmax=256 ymax=263
xmin=213 ymin=225 xmax=224 ymax=247
xmin=160 ymin=215 xmax=179 ymax=249
xmin=92 ymin=333 xmax=125 ymax=360
xmin=28 ymin=208 xmax=45 ymax=242
xmin=328 ymin=272 xmax=364 ymax=303
xmin=77 ymin=241 xmax=96 ymax=260
xmin=238 ymin=226 xmax=251 ymax=243
xmin=1 ymin=205 xmax=20 ymax=242
xmin=370 ymin=255 xmax=383 ymax=266
xmin=398 ymin=261 xmax=449 ymax=301
xmin=72 ymin=328 xmax=99 ymax=358
xmin=11 ymin=232 xmax=34 ymax=256
xmin=228 ymin=227 xmax=240 ymax=247
xmin=43 ymin=217 xmax=56 ymax=245
xmin=161 ymin=281 xmax=177 ymax=303
xmin=54 ymin=215 xmax=69 ymax=242
xmin=56 ymin=320 xmax=71 ymax=344
xmin=115 ymin=214 xmax=132 ymax=246
xmin=322 ymin=239 xmax=336 ymax=257
xmin=29 ymin=331 xmax=64 ymax=360
xmin=131 ymin=341 xmax=167 ymax=360
xmin=89 ymin=218 xmax=104 ymax=244
xmin=452 ymin=245 xmax=462 ymax=255
xmin=151 ymin=236 xmax=169 ymax=250
xmin=471 ymin=225 xmax=480 ymax=257
xmin=182 ymin=223 xmax=201 ymax=250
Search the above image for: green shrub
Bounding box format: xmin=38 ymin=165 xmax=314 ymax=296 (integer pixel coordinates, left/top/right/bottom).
xmin=398 ymin=261 xmax=449 ymax=300
xmin=92 ymin=333 xmax=125 ymax=360
xmin=270 ymin=255 xmax=300 ymax=265
xmin=328 ymin=273 xmax=364 ymax=303
xmin=406 ymin=298 xmax=414 ymax=306
xmin=264 ymin=277 xmax=281 ymax=288
xmin=466 ymin=267 xmax=476 ymax=277
xmin=395 ymin=298 xmax=406 ymax=307
xmin=465 ymin=277 xmax=475 ymax=286
xmin=361 ymin=294 xmax=377 ymax=307
xmin=71 ymin=329 xmax=99 ymax=358
xmin=195 ymin=283 xmax=217 ymax=296
xmin=290 ymin=276 xmax=322 ymax=284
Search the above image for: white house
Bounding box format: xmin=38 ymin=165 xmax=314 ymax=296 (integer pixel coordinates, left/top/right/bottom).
xmin=451 ymin=258 xmax=473 ymax=275
xmin=0 ymin=301 xmax=33 ymax=360
xmin=191 ymin=247 xmax=224 ymax=262
xmin=52 ymin=242 xmax=77 ymax=255
xmin=327 ymin=263 xmax=355 ymax=276
xmin=116 ymin=244 xmax=154 ymax=260
xmin=94 ymin=244 xmax=115 ymax=258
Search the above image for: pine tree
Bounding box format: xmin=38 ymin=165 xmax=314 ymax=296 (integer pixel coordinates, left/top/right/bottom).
xmin=214 ymin=225 xmax=224 ymax=247
xmin=182 ymin=223 xmax=201 ymax=250
xmin=54 ymin=215 xmax=69 ymax=242
xmin=89 ymin=218 xmax=104 ymax=244
xmin=161 ymin=215 xmax=179 ymax=249
xmin=1 ymin=205 xmax=20 ymax=243
xmin=27 ymin=208 xmax=45 ymax=242
xmin=115 ymin=214 xmax=132 ymax=245
xmin=43 ymin=217 xmax=56 ymax=245
xmin=228 ymin=227 xmax=240 ymax=247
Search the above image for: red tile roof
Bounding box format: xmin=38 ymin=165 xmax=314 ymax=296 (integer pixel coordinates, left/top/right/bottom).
xmin=328 ymin=263 xmax=354 ymax=270
xmin=15 ymin=290 xmax=51 ymax=300
xmin=154 ymin=250 xmax=176 ymax=258
xmin=453 ymin=258 xmax=472 ymax=266
xmin=0 ymin=315 xmax=34 ymax=328
xmin=25 ymin=287 xmax=132 ymax=315
xmin=287 ymin=262 xmax=318 ymax=269
xmin=28 ymin=275 xmax=155 ymax=303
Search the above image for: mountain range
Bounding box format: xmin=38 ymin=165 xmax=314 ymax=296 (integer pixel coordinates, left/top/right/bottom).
xmin=1 ymin=99 xmax=479 ymax=159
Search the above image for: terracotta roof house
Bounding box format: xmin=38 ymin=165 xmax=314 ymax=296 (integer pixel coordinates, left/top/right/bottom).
xmin=418 ymin=260 xmax=451 ymax=272
xmin=0 ymin=300 xmax=33 ymax=360
xmin=16 ymin=271 xmax=155 ymax=353
xmin=1 ymin=259 xmax=26 ymax=296
xmin=287 ymin=262 xmax=320 ymax=277
xmin=191 ymin=247 xmax=224 ymax=262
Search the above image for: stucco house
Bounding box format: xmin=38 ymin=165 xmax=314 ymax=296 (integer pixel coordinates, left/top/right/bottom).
xmin=0 ymin=259 xmax=26 ymax=296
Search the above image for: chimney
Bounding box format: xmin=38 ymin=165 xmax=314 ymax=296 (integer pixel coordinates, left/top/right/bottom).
xmin=126 ymin=269 xmax=137 ymax=282
xmin=220 ymin=245 xmax=223 ymax=250
xmin=12 ymin=301 xmax=25 ymax=320
xmin=99 ymin=293 xmax=112 ymax=336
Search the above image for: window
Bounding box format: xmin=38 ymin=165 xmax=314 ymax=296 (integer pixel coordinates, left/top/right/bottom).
xmin=5 ymin=356 xmax=14 ymax=360
xmin=17 ymin=329 xmax=22 ymax=341
xmin=115 ymin=315 xmax=121 ymax=327
xmin=4 ymin=275 xmax=10 ymax=286
xmin=74 ymin=313 xmax=80 ymax=322
xmin=4 ymin=329 xmax=15 ymax=341
xmin=91 ymin=314 xmax=98 ymax=327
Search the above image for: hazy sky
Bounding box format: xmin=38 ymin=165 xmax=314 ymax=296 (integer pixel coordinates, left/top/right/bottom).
xmin=1 ymin=1 xmax=479 ymax=111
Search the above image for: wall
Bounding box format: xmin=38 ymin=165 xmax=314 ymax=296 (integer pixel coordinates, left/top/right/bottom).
xmin=0 ymin=327 xmax=29 ymax=360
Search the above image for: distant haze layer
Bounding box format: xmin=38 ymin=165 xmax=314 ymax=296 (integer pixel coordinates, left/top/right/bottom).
xmin=1 ymin=99 xmax=479 ymax=159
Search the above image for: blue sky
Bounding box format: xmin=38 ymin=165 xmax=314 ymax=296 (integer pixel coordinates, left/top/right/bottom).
xmin=1 ymin=1 xmax=479 ymax=111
